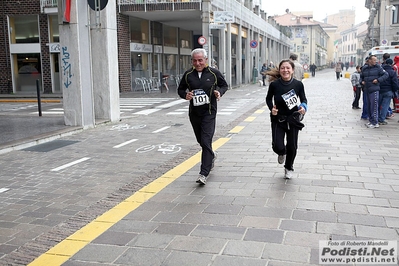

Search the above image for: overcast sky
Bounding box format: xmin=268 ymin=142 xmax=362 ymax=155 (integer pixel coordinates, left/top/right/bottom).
xmin=261 ymin=0 xmax=369 ymax=24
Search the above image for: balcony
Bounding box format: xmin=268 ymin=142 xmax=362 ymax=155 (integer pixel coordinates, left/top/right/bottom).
xmin=118 ymin=0 xmax=202 ymax=12
xmin=40 ymin=0 xmax=58 ymax=13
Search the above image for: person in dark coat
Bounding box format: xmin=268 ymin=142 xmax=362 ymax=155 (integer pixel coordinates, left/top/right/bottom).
xmin=360 ymin=55 xmax=389 ymax=128
xmin=309 ymin=63 xmax=317 ymax=77
xmin=378 ymin=58 xmax=399 ymax=125
xmin=260 ymin=63 xmax=269 ymax=86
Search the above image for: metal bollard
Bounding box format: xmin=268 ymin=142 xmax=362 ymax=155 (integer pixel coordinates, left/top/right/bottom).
xmin=36 ymin=79 xmax=42 ymax=117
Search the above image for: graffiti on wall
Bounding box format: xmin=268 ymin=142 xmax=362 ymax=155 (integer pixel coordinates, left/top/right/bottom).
xmin=61 ymin=46 xmax=73 ymax=88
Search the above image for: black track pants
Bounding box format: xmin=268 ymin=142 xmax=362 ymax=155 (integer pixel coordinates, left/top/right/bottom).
xmin=189 ymin=113 xmax=216 ymax=177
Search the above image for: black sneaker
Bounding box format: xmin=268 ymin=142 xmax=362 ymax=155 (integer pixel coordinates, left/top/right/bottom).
xmin=278 ymin=154 xmax=286 ymax=164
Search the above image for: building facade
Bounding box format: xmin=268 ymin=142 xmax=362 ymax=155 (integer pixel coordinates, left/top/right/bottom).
xmin=340 ymin=22 xmax=368 ymax=67
xmin=0 ymin=0 xmax=291 ymax=97
xmin=364 ymin=0 xmax=399 ymax=50
xmin=273 ymin=13 xmax=329 ymax=68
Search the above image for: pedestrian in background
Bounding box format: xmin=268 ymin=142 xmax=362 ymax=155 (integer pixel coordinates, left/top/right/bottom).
xmin=382 ymin=53 xmax=390 ymax=65
xmin=309 ymin=63 xmax=317 ymax=77
xmin=260 ymin=63 xmax=268 ymax=86
xmin=266 ymin=59 xmax=308 ymax=179
xmin=335 ymin=62 xmax=342 ymax=80
xmin=289 ymin=54 xmax=304 ymax=80
xmin=360 ymin=55 xmax=389 ymax=128
xmin=378 ymin=58 xmax=398 ymax=125
xmin=177 ymin=48 xmax=228 ymax=185
xmin=360 ymin=58 xmax=370 ymax=120
xmin=351 ymin=65 xmax=362 ymax=109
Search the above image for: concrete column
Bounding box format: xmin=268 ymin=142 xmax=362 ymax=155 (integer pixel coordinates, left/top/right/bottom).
xmin=89 ymin=1 xmax=120 ymax=122
xmin=202 ymin=0 xmax=211 ymax=61
xmin=226 ymin=24 xmax=232 ymax=88
xmin=237 ymin=25 xmax=242 ymax=85
xmin=245 ymin=29 xmax=250 ymax=83
xmin=219 ymin=27 xmax=226 ymax=75
xmin=59 ymin=1 xmax=95 ymax=127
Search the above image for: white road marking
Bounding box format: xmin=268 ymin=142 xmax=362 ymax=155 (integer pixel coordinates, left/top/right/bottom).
xmin=157 ymin=99 xmax=186 ymax=108
xmin=166 ymin=112 xmax=185 ymax=115
xmin=134 ymin=109 xmax=161 ymax=115
xmin=113 ymin=139 xmax=138 ymax=148
xmin=152 ymin=126 xmax=171 ymax=133
xmin=0 ymin=188 xmax=10 ymax=193
xmin=51 ymin=157 xmax=90 ymax=172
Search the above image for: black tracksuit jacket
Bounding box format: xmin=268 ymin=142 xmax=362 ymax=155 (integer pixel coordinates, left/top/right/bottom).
xmin=177 ymin=66 xmax=228 ymax=115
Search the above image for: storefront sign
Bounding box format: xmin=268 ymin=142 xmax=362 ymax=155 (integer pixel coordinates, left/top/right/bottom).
xmin=154 ymin=45 xmax=162 ymax=53
xmin=209 ymin=24 xmax=225 ymax=30
xmin=48 ymin=43 xmax=61 ymax=53
xmin=214 ymin=11 xmax=234 ymax=23
xmin=130 ymin=43 xmax=153 ymax=53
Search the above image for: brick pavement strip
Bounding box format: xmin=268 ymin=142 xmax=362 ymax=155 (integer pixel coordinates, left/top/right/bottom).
xmin=2 ymin=70 xmax=399 ymax=265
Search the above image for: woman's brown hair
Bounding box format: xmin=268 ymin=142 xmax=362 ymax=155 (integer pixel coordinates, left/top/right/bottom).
xmin=266 ymin=59 xmax=295 ymax=83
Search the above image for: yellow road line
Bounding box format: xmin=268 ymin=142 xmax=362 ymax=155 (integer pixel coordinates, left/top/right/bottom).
xmin=28 ymin=137 xmax=231 ymax=266
xmin=229 ymin=126 xmax=245 ymax=134
xmin=244 ymin=116 xmax=256 ymax=122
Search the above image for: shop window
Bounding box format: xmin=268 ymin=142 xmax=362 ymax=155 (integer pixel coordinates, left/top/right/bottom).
xmin=130 ymin=17 xmax=149 ymax=44
xmin=164 ymin=25 xmax=177 ymax=47
xmin=179 ymin=55 xmax=190 ymax=73
xmin=49 ymin=15 xmax=59 ymax=43
xmin=151 ymin=22 xmax=162 ymax=45
xmin=180 ymin=29 xmax=192 ymax=48
xmin=9 ymin=15 xmax=39 ymax=44
xmin=14 ymin=54 xmax=41 ymax=92
xmin=163 ymin=54 xmax=177 ymax=76
xmin=131 ymin=52 xmax=149 ymax=79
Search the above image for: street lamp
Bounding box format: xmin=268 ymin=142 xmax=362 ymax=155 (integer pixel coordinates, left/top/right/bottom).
xmin=383 ymin=5 xmax=396 ymax=45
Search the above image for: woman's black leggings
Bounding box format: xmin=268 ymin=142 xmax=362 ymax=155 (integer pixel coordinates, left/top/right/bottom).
xmin=271 ymin=121 xmax=300 ymax=171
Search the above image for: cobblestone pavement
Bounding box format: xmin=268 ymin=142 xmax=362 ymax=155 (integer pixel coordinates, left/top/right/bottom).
xmin=1 ymin=68 xmax=399 ymax=265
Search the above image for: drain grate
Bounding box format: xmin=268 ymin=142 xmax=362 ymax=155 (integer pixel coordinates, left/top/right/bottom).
xmin=23 ymin=140 xmax=79 ymax=152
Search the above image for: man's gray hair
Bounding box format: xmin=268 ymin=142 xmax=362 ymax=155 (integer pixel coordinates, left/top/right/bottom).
xmin=191 ymin=48 xmax=207 ymax=59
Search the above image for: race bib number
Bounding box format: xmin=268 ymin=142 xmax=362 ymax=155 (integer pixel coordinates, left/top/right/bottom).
xmin=281 ymin=89 xmax=300 ymax=110
xmin=193 ymin=89 xmax=210 ymax=106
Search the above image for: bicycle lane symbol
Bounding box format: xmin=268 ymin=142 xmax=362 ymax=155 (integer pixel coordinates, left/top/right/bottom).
xmin=135 ymin=143 xmax=182 ymax=154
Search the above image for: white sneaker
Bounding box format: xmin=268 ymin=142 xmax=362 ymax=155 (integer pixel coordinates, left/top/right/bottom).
xmin=284 ymin=168 xmax=293 ymax=179
xmin=366 ymin=123 xmax=379 ymax=128
xmin=196 ymin=174 xmax=207 ymax=185
xmin=278 ymin=155 xmax=286 ymax=164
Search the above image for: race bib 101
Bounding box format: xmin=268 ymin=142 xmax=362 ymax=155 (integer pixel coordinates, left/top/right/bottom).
xmin=281 ymin=89 xmax=300 ymax=110
xmin=193 ymin=89 xmax=210 ymax=106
